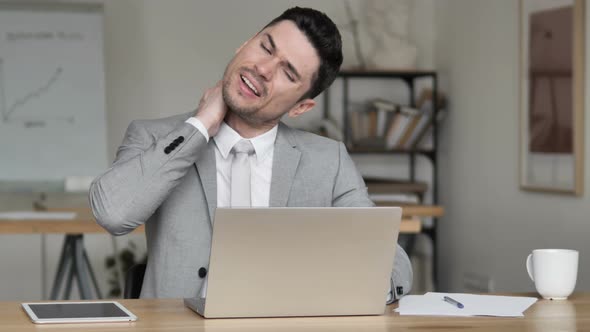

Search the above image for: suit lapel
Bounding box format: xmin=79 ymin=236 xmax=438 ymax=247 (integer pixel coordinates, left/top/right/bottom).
xmin=195 ymin=140 xmax=217 ymax=224
xmin=270 ymin=123 xmax=301 ymax=207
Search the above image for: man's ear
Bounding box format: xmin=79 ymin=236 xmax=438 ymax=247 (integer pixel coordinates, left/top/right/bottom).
xmin=287 ymin=99 xmax=316 ymax=118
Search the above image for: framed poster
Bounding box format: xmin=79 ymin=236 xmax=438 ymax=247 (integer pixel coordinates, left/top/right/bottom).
xmin=519 ymin=0 xmax=585 ymax=195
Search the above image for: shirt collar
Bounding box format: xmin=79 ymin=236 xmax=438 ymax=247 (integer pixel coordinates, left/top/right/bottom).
xmin=214 ymin=121 xmax=278 ymax=163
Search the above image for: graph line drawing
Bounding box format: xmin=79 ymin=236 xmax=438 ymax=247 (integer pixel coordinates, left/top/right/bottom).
xmin=0 ymin=58 xmax=67 ymax=123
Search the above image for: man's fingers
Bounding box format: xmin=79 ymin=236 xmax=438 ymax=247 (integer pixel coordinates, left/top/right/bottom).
xmin=203 ymin=88 xmax=212 ymax=99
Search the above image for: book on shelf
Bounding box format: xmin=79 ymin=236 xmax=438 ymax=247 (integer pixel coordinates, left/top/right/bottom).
xmin=350 ymin=109 xmax=363 ymax=142
xmin=364 ymin=178 xmax=427 ymax=205
xmin=364 ymin=178 xmax=428 ymax=194
xmin=407 ymin=90 xmax=448 ymax=149
xmin=403 ymin=103 xmax=433 ymax=149
xmin=367 ymin=109 xmax=378 ymax=138
xmin=383 ymin=110 xmax=402 ymax=145
xmin=385 ymin=105 xmax=421 ymax=150
xmin=350 ymin=99 xmax=398 ymax=149
xmin=350 ymin=100 xmax=397 ymax=143
xmin=374 ymin=99 xmax=397 ymax=140
xmin=369 ymin=193 xmax=420 ymax=204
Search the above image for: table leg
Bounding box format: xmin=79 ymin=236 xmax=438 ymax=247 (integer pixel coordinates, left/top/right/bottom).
xmin=83 ymin=249 xmax=103 ymax=298
xmin=110 ymin=236 xmax=125 ymax=297
xmin=49 ymin=234 xmax=103 ymax=300
xmin=49 ymin=236 xmax=73 ymax=300
xmin=41 ymin=234 xmax=47 ymax=300
xmin=63 ymin=258 xmax=75 ymax=299
xmin=73 ymin=235 xmax=92 ymax=299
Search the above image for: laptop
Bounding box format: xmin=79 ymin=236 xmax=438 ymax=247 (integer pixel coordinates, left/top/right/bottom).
xmin=184 ymin=207 xmax=402 ymax=318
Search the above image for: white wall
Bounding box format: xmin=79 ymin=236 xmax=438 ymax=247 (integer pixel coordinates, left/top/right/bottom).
xmin=435 ymin=0 xmax=590 ymax=292
xmin=0 ymin=0 xmax=436 ymax=300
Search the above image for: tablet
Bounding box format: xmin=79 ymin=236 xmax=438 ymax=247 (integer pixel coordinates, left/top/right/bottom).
xmin=21 ymin=301 xmax=137 ymax=324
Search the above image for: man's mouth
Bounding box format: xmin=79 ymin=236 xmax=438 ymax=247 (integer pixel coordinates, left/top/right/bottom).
xmin=240 ymin=74 xmax=261 ymax=97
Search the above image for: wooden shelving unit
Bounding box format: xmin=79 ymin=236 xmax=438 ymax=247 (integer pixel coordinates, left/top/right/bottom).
xmin=323 ymin=69 xmax=444 ymax=289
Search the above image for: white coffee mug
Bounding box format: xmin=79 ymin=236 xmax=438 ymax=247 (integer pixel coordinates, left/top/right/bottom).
xmin=526 ymin=249 xmax=579 ymax=300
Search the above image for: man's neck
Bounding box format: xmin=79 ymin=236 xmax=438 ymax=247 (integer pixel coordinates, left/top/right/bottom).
xmin=224 ymin=112 xmax=278 ymax=138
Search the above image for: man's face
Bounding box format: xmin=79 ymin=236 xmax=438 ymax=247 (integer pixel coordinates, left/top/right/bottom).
xmin=222 ymin=20 xmax=320 ymax=126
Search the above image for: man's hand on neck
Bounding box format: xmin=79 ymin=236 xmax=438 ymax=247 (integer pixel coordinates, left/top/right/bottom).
xmin=194 ymin=81 xmax=278 ymax=139
xmin=194 ymin=81 xmax=227 ymax=137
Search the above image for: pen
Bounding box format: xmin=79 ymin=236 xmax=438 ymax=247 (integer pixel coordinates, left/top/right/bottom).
xmin=443 ymin=296 xmax=464 ymax=309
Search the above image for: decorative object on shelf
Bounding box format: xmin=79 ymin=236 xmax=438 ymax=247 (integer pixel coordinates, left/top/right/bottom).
xmin=339 ymin=0 xmax=417 ymax=70
xmin=342 ymin=0 xmax=366 ymax=69
xmin=519 ymin=0 xmax=585 ymax=195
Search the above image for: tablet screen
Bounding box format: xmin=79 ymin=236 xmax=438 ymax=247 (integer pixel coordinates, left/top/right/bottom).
xmin=22 ymin=301 xmax=137 ymax=324
xmin=27 ymin=302 xmax=130 ymax=319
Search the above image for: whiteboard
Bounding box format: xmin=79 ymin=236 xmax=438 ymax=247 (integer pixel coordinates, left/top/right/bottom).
xmin=0 ymin=3 xmax=107 ymax=181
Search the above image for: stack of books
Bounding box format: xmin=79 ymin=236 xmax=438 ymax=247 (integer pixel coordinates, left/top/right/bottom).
xmin=364 ymin=178 xmax=427 ymax=205
xmin=349 ymin=89 xmax=446 ymax=151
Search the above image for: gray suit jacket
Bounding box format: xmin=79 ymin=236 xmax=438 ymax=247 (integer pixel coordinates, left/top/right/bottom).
xmin=90 ymin=112 xmax=412 ymax=301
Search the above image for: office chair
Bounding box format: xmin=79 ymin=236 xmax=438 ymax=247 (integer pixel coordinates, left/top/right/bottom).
xmin=124 ymin=263 xmax=146 ymax=299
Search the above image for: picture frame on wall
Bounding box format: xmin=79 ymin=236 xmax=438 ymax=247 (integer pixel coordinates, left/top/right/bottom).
xmin=519 ymin=0 xmax=585 ymax=195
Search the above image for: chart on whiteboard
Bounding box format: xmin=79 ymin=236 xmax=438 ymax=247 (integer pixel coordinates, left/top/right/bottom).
xmin=0 ymin=5 xmax=108 ymax=181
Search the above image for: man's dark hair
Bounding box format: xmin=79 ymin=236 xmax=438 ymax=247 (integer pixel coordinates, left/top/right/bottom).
xmin=264 ymin=7 xmax=343 ymax=100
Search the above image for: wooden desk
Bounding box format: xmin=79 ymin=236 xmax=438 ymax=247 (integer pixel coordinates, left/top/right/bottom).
xmin=398 ymin=205 xmax=444 ymax=218
xmin=0 ymin=209 xmax=425 ymax=234
xmin=0 ymin=216 xmax=145 ymax=234
xmin=0 ymin=293 xmax=585 ymax=331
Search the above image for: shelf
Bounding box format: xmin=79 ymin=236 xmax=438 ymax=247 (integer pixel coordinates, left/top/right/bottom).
xmin=372 ymin=204 xmax=445 ymax=218
xmin=365 ymin=179 xmax=428 ymax=195
xmin=338 ymin=69 xmax=437 ymax=79
xmin=325 ymin=69 xmax=442 ymax=288
xmin=348 ymin=147 xmax=435 ymax=157
xmin=400 ymin=205 xmax=444 ymax=217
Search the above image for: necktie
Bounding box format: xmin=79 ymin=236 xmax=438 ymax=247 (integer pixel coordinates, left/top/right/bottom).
xmin=230 ymin=139 xmax=255 ymax=207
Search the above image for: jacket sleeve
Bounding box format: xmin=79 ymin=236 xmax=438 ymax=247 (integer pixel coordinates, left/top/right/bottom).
xmin=89 ymin=120 xmax=207 ymax=235
xmin=331 ymin=142 xmax=413 ymax=302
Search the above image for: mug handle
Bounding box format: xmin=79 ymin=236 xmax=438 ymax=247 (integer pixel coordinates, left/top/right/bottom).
xmin=526 ymin=253 xmax=534 ymax=282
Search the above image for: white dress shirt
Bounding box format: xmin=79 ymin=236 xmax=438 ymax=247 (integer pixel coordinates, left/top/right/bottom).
xmin=186 ymin=117 xmax=277 ymax=208
xmin=212 ymin=122 xmax=277 ymax=207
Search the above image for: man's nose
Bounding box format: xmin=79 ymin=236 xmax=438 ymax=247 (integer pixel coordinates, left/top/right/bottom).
xmin=255 ymin=57 xmax=279 ymax=81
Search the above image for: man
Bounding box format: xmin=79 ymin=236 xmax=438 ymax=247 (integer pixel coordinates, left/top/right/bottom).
xmin=90 ymin=7 xmax=412 ymax=302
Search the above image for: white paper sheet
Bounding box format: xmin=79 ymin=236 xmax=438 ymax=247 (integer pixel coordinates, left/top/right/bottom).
xmin=0 ymin=211 xmax=77 ymax=220
xmin=395 ymin=292 xmax=538 ymax=317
